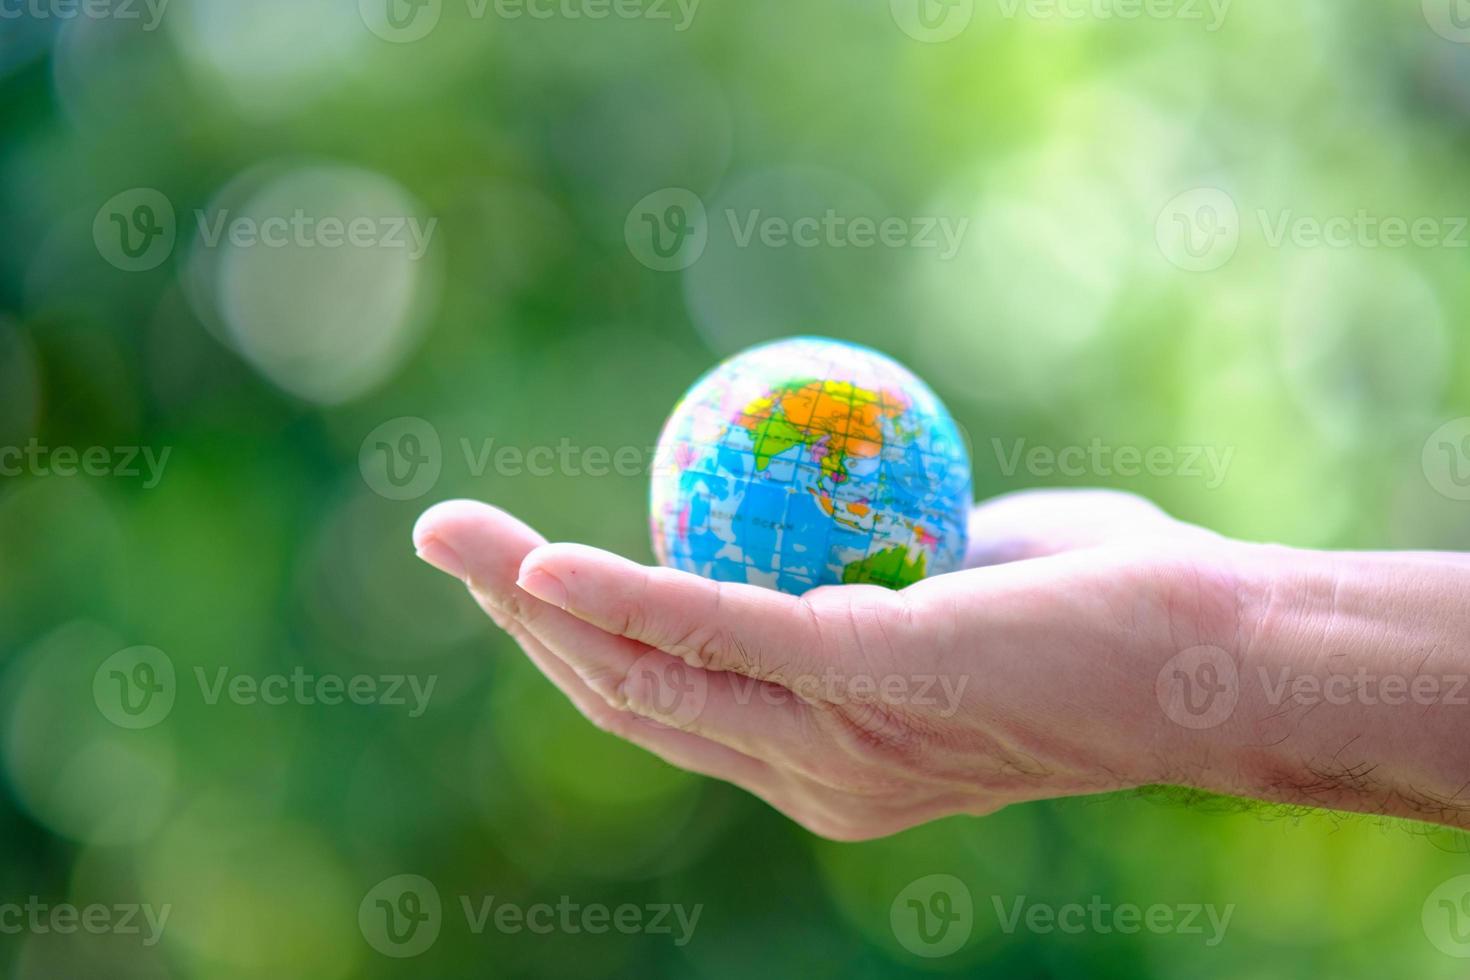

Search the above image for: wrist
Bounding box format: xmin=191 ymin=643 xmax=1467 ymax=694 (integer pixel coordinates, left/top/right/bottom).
xmin=1161 ymin=543 xmax=1470 ymax=825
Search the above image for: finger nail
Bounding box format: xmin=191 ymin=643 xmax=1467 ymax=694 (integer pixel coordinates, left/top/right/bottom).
xmin=416 ymin=535 xmax=467 ymax=582
xmin=517 ymin=567 xmax=568 ymax=609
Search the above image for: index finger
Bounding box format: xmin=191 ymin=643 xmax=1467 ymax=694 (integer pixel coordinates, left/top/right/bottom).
xmin=517 ymin=543 xmax=840 ymax=689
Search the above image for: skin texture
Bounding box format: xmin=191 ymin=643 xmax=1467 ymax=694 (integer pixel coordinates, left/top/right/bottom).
xmin=413 ymin=489 xmax=1470 ymax=841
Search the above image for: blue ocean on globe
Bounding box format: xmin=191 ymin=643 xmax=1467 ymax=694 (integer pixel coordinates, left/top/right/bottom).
xmin=650 ymin=337 xmax=972 ymax=594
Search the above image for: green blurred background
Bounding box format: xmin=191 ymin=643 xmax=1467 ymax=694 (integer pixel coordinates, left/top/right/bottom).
xmin=2 ymin=0 xmax=1470 ymax=976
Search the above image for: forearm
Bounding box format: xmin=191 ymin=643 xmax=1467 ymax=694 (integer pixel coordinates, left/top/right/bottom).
xmin=1176 ymin=545 xmax=1470 ymax=826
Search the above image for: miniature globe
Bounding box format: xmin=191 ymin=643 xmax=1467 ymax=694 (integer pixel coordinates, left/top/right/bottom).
xmin=651 ymin=336 xmax=971 ymax=594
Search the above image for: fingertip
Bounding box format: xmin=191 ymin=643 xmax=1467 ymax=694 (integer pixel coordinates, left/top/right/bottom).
xmin=412 ymin=499 xmax=494 ymax=551
xmin=412 ymin=500 xmax=548 ymax=593
xmin=519 ymin=542 xmax=627 ymax=580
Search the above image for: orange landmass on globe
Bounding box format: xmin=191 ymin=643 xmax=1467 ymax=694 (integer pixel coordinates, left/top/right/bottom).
xmin=734 ymin=378 xmax=909 ymax=527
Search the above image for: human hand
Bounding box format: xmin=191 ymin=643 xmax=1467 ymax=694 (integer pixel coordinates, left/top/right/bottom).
xmin=412 ymin=490 xmax=1252 ymax=840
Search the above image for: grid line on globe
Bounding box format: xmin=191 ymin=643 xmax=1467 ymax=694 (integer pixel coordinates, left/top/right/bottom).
xmin=651 ymin=337 xmax=972 ymax=595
